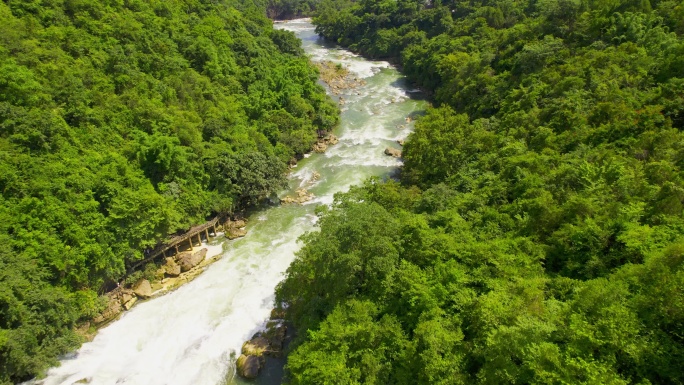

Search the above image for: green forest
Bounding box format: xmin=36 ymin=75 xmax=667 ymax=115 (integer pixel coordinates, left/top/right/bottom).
xmin=266 ymin=0 xmax=319 ymax=19
xmin=0 ymin=0 xmax=338 ymax=382
xmin=276 ymin=0 xmax=684 ymax=383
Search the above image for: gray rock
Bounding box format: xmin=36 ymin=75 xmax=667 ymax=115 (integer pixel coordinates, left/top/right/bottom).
xmin=236 ymin=354 xmax=262 ymax=379
xmin=242 ymin=336 xmax=270 ymax=356
xmin=178 ymin=248 xmax=207 ymax=272
xmin=384 ymin=147 xmax=402 ymax=157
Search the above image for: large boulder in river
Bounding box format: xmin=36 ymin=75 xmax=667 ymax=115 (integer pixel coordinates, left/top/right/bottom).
xmin=226 ymin=220 xmax=247 ymax=239
xmin=133 ymin=279 xmax=153 ymax=298
xmin=236 ymin=354 xmax=262 ymax=379
xmin=231 ymin=219 xmax=246 ymax=228
xmin=227 ymin=228 xmax=247 ymax=240
xmin=178 ymin=248 xmax=207 ymax=272
xmin=384 ymin=147 xmax=402 ymax=158
xmin=242 ymin=336 xmax=271 ymax=356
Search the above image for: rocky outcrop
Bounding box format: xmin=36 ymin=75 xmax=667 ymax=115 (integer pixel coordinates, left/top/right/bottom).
xmin=93 ymin=287 xmax=142 ymax=324
xmin=242 ymin=336 xmax=271 ymax=356
xmin=164 ymin=257 xmax=181 ymax=277
xmin=123 ymin=296 xmax=137 ymax=310
xmin=315 ymin=61 xmax=366 ymax=95
xmin=226 ymin=219 xmax=247 ymax=240
xmin=326 ymin=134 xmax=339 ymax=145
xmin=235 ymin=324 xmax=288 ymax=380
xmin=236 ymin=354 xmax=262 ymax=379
xmin=312 ymin=133 xmax=339 ymax=154
xmin=384 ymin=147 xmax=402 ymax=157
xmin=227 ymin=228 xmax=247 ymax=239
xmin=178 ymin=248 xmax=207 ymax=272
xmin=281 ymin=188 xmax=315 ymax=205
xmin=312 ymin=141 xmax=328 ymax=153
xmin=133 ymin=279 xmax=153 ymax=298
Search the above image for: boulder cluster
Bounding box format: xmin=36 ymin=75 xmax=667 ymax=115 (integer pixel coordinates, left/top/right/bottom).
xmin=93 ymin=248 xmax=210 ymax=325
xmin=312 ymin=133 xmax=339 ymax=153
xmin=225 ymin=219 xmax=247 ymax=240
xmin=281 ymin=188 xmax=315 ymax=205
xmin=236 ymin=311 xmax=288 ymax=379
xmin=314 ymin=60 xmax=366 ymax=95
xmin=162 ymin=248 xmax=208 ymax=276
xmin=384 ymin=137 xmax=406 ymax=158
xmin=92 ymin=279 xmax=152 ymax=325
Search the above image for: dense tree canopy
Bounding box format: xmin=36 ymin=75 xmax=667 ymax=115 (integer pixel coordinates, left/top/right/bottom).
xmin=278 ymin=0 xmax=684 ymax=383
xmin=265 ymin=0 xmax=320 ymax=19
xmin=0 ymin=0 xmax=338 ymax=382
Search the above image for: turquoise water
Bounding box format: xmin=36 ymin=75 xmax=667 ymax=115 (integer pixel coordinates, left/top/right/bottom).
xmin=37 ymin=19 xmax=426 ymax=385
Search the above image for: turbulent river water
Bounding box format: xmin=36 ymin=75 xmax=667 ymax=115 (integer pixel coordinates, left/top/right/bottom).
xmin=37 ymin=19 xmax=426 ymax=385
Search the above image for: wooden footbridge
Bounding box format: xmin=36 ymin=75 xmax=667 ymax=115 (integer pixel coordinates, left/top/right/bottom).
xmin=129 ymin=217 xmax=220 ymax=271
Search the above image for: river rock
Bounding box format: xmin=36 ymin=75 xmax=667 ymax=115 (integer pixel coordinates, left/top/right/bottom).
xmin=225 ymin=219 xmax=248 ymax=239
xmin=123 ymin=297 xmax=137 ymax=310
xmin=120 ymin=291 xmax=134 ymax=305
xmin=325 ymin=134 xmax=339 ymax=145
xmin=397 ymin=139 xmax=406 ymax=146
xmin=281 ymin=188 xmax=315 ymax=205
xmin=236 ymin=354 xmax=262 ymax=379
xmin=227 ymin=227 xmax=247 ymax=240
xmin=178 ymin=248 xmax=207 ymax=272
xmin=384 ymin=147 xmax=402 ymax=157
xmin=230 ymin=219 xmax=246 ymax=229
xmin=164 ymin=257 xmax=181 ymax=277
xmin=313 ymin=141 xmax=327 ymax=153
xmin=242 ymin=336 xmax=271 ymax=356
xmin=133 ymin=279 xmax=153 ymax=298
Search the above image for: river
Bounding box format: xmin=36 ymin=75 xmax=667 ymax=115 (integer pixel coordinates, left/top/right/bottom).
xmin=37 ymin=19 xmax=426 ymax=385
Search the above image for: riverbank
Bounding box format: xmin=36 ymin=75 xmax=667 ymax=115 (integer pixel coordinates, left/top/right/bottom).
xmin=37 ymin=19 xmax=426 ymax=385
xmin=77 ymin=219 xmax=247 ymax=339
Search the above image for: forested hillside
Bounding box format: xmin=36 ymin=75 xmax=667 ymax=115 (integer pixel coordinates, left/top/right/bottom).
xmin=266 ymin=0 xmax=319 ymax=19
xmin=277 ymin=0 xmax=684 ymax=383
xmin=0 ymin=0 xmax=337 ymax=382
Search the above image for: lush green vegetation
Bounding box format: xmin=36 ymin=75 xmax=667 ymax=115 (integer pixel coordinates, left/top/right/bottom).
xmin=277 ymin=0 xmax=684 ymax=383
xmin=0 ymin=0 xmax=338 ymax=382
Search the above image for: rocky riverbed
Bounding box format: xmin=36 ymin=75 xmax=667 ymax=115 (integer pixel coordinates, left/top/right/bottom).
xmin=88 ymin=219 xmax=248 ymax=330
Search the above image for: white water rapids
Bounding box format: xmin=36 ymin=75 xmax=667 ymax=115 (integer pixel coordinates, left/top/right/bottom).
xmin=36 ymin=19 xmax=426 ymax=385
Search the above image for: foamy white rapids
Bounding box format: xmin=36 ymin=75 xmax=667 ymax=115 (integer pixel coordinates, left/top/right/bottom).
xmin=36 ymin=19 xmax=426 ymax=385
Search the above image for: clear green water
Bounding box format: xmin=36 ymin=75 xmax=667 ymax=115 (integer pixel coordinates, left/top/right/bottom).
xmin=38 ymin=19 xmax=426 ymax=385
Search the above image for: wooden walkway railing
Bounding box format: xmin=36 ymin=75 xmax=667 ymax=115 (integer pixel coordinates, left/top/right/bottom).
xmin=129 ymin=217 xmax=220 ymax=271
